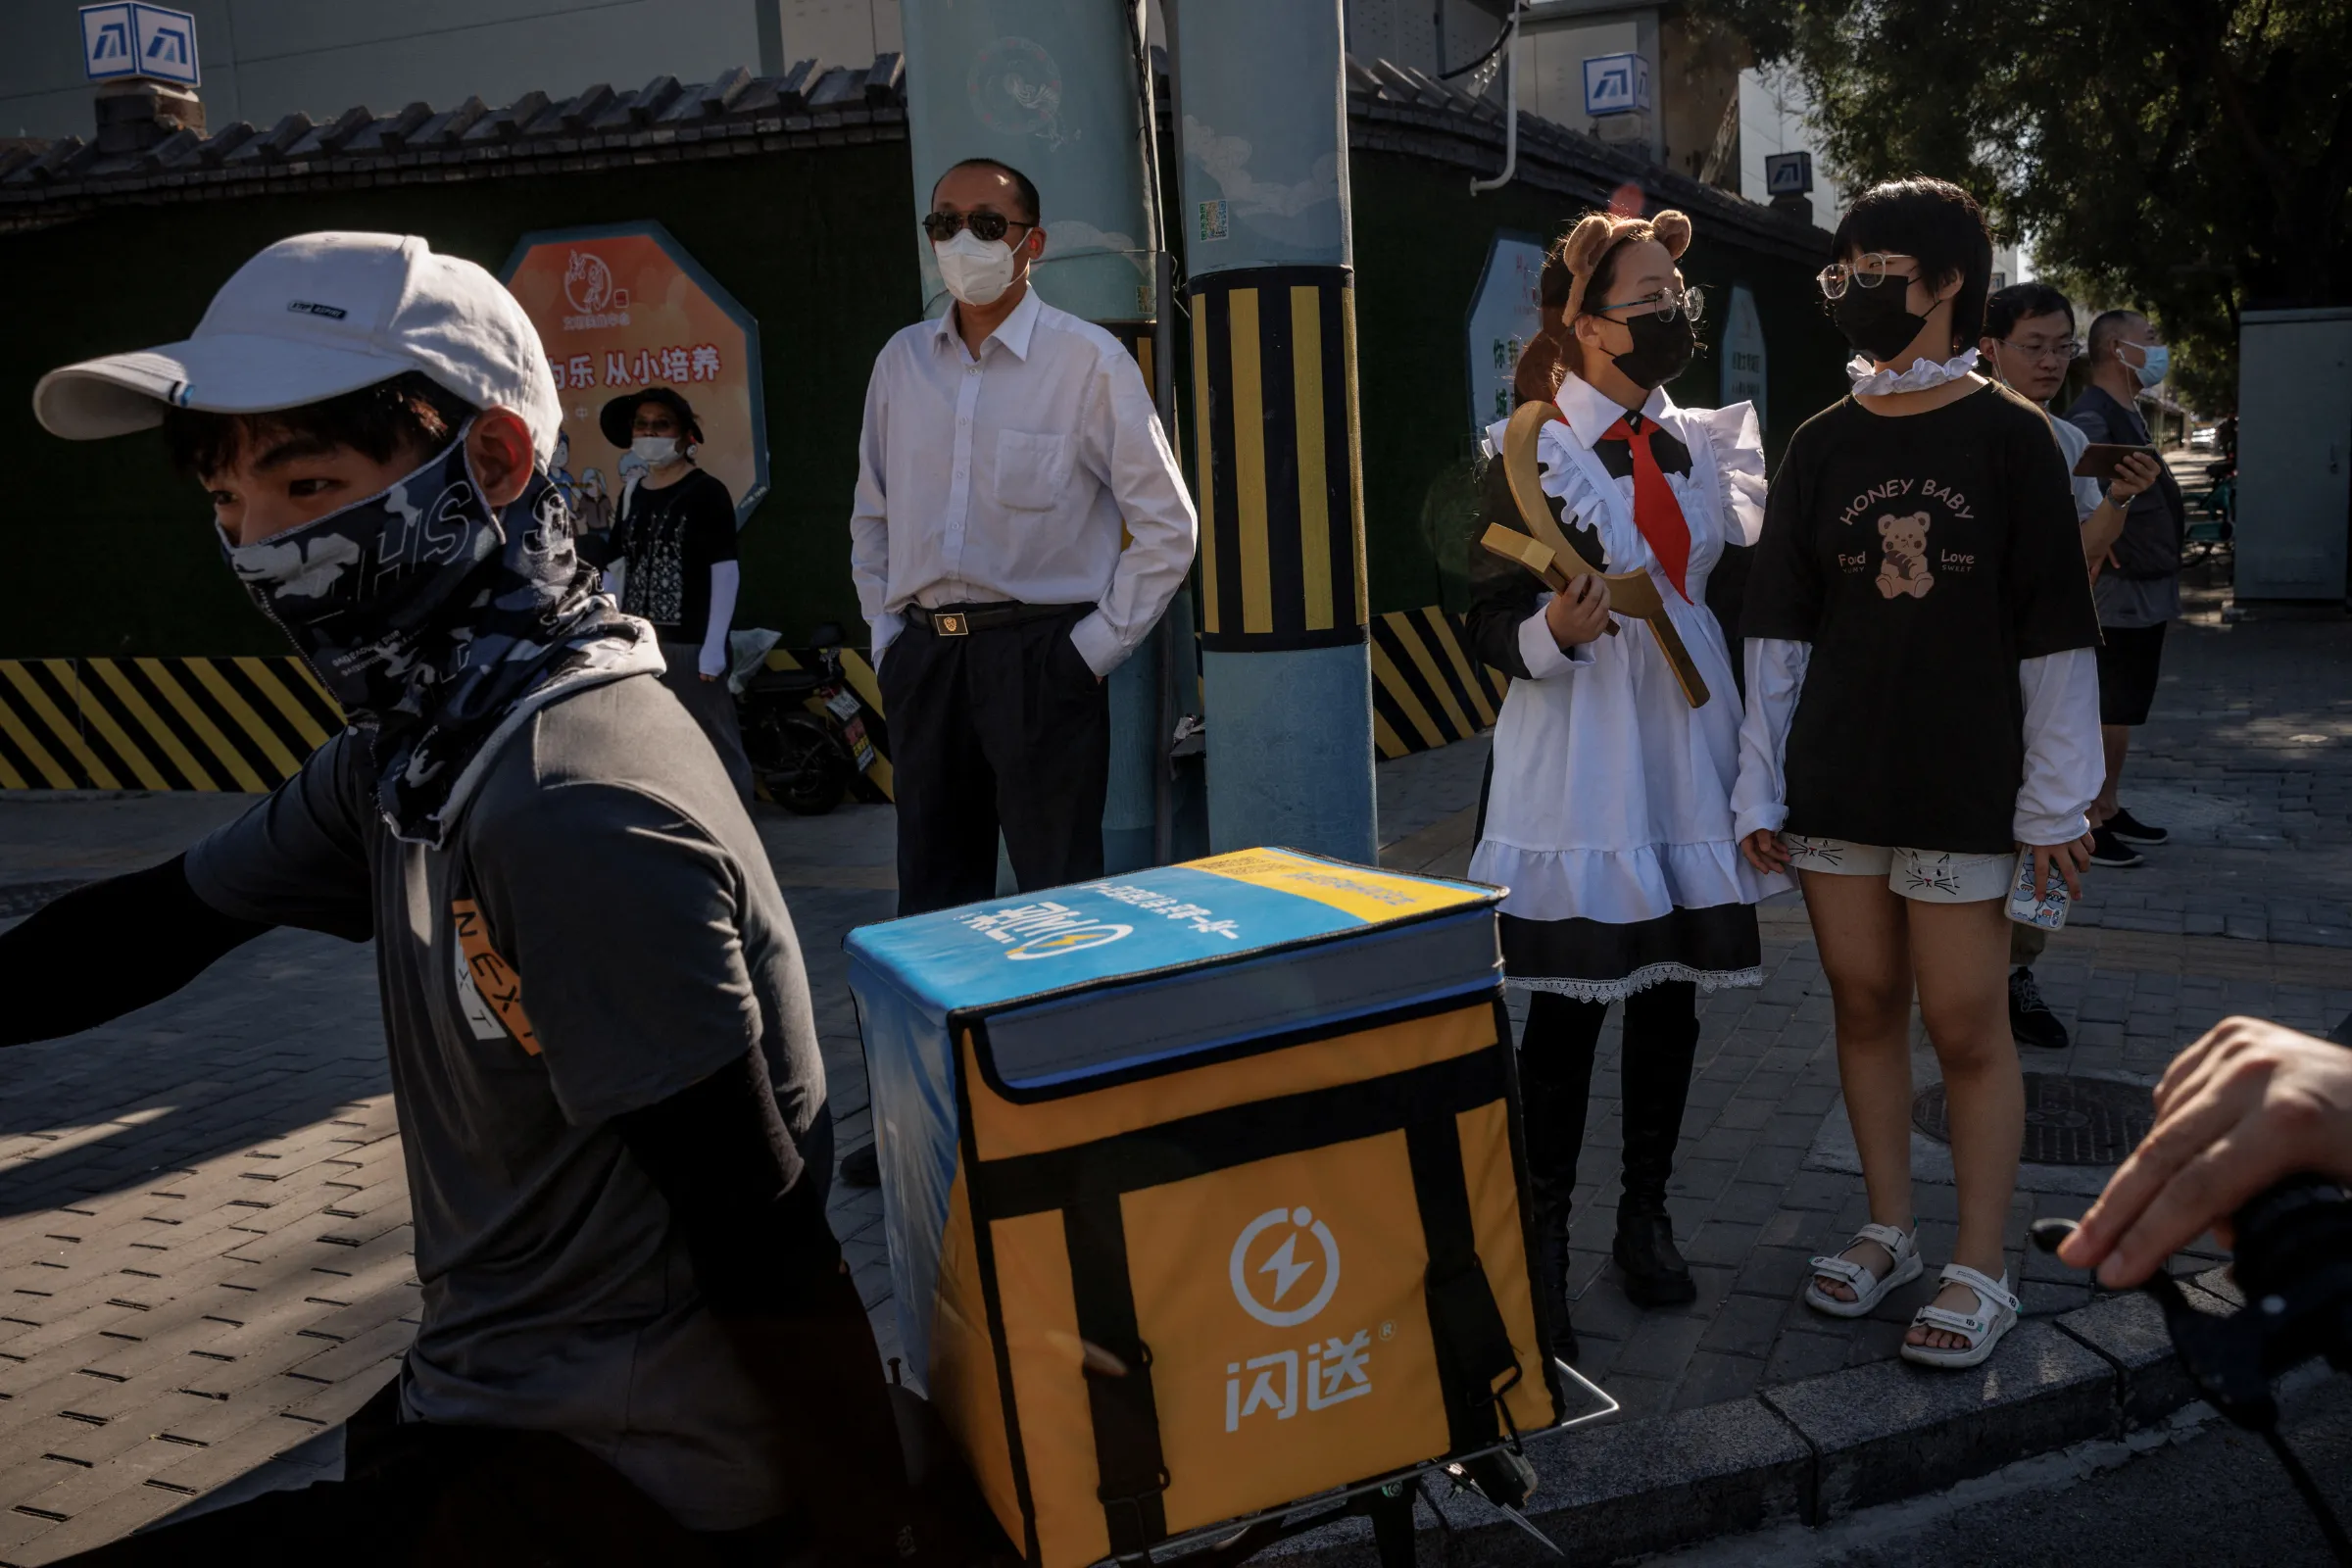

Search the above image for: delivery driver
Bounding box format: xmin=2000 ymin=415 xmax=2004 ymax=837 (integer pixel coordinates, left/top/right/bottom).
xmin=8 ymin=232 xmax=950 ymax=1566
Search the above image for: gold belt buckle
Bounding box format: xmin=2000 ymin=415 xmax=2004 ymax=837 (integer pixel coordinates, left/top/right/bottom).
xmin=933 ymin=612 xmax=968 ymax=636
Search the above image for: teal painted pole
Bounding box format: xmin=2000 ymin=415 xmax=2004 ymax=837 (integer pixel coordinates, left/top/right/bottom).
xmin=1169 ymin=0 xmax=1377 ymax=862
xmin=899 ymin=2 xmax=1170 ymax=875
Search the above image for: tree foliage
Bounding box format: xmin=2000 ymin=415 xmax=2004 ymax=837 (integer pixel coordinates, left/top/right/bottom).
xmin=1694 ymin=0 xmax=2352 ymax=412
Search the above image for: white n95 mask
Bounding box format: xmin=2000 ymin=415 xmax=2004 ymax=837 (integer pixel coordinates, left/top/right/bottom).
xmin=935 ymin=228 xmax=1021 ymax=309
xmin=630 ymin=435 xmax=682 ymax=466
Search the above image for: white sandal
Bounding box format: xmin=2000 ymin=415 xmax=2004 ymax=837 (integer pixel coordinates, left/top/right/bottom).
xmin=1899 ymin=1264 xmax=2019 ymax=1369
xmin=1802 ymin=1222 xmax=1922 ymax=1318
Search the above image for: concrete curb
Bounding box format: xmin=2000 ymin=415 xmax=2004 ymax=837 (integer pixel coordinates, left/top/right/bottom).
xmin=1280 ymin=1275 xmax=2239 ymax=1564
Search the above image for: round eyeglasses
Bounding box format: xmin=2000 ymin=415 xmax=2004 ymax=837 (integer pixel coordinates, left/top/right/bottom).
xmin=1815 ymin=253 xmax=1920 ymax=299
xmin=921 ymin=211 xmax=1034 ymax=244
xmin=1590 ymin=285 xmax=1706 ymax=324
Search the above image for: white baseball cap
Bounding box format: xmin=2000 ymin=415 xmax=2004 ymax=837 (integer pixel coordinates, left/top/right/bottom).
xmin=33 ymin=231 xmax=563 ymax=466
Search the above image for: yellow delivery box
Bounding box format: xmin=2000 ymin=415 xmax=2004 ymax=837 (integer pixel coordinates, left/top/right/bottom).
xmin=846 ymin=849 xmax=1563 ymax=1566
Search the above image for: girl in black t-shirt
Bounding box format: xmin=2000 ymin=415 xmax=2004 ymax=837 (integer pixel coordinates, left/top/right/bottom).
xmin=1731 ymin=179 xmax=2102 ymax=1369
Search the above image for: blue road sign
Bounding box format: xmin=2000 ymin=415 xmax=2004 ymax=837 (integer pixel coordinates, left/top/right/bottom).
xmin=1582 ymin=52 xmax=1649 ymax=118
xmin=1765 ymin=151 xmax=1813 ymax=196
xmin=80 ymin=4 xmax=199 ymax=87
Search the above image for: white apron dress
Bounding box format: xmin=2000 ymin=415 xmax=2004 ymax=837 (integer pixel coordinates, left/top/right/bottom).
xmin=1468 ymin=372 xmax=1790 ymax=1001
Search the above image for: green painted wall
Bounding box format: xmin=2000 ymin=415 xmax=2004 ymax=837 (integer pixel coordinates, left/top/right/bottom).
xmin=0 ymin=145 xmax=917 ymax=658
xmin=0 ymin=140 xmax=1843 ymax=657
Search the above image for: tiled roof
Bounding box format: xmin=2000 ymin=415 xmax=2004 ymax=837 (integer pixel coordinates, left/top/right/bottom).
xmin=0 ymin=49 xmax=1829 ymax=259
xmin=0 ymin=56 xmax=908 ymax=227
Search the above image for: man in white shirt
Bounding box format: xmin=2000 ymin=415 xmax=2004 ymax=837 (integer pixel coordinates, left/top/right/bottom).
xmin=850 ymin=158 xmax=1197 ymax=917
xmin=1980 ymin=283 xmax=2163 ymax=1052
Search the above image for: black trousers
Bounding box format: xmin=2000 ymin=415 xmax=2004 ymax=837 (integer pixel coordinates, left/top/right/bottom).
xmin=62 ymin=1380 xmax=808 ymax=1567
xmin=1519 ymin=982 xmax=1700 ymax=1216
xmin=657 ymin=641 xmax=755 ymax=804
xmin=882 ymin=610 xmax=1110 ymax=918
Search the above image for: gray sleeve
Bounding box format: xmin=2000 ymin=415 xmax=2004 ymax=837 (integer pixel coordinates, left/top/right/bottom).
xmin=2064 ymin=404 xmax=2111 ymax=444
xmin=465 ymin=781 xmax=760 ymax=1125
xmin=183 ymin=731 xmax=374 ymax=936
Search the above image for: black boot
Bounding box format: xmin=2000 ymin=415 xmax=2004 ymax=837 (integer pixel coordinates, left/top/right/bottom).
xmin=1612 ymin=983 xmax=1700 ymax=1308
xmin=1518 ymin=992 xmax=1601 ymax=1363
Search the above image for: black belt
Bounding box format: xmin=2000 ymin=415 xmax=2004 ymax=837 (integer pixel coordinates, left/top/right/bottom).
xmin=905 ymin=602 xmax=1089 ymax=637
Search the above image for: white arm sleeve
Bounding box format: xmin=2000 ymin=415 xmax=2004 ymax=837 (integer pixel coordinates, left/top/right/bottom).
xmin=2014 ymin=648 xmax=2102 ymax=846
xmin=1732 ymin=637 xmax=1809 ymax=841
xmin=699 ymin=562 xmax=741 ymax=676
xmin=1515 ymin=599 xmax=1598 ymax=680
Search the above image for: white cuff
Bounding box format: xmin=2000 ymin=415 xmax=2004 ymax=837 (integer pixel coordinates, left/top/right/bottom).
xmin=1515 ymin=606 xmax=1595 ymax=680
xmin=868 ymin=610 xmax=906 ymax=671
xmin=1067 ymin=611 xmax=1125 ymax=678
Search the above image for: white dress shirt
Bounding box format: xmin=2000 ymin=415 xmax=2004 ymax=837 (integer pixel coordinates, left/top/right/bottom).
xmin=849 ymin=287 xmax=1198 ymax=676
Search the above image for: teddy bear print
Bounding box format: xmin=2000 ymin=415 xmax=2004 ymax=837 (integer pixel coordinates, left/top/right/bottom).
xmin=1875 ymin=511 xmax=1935 ymax=600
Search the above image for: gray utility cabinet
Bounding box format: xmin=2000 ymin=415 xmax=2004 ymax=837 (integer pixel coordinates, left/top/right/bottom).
xmin=2234 ymin=307 xmax=2352 ymax=604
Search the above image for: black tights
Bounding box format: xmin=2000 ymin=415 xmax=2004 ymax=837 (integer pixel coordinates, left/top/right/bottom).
xmin=1517 ymin=982 xmax=1700 ymax=1214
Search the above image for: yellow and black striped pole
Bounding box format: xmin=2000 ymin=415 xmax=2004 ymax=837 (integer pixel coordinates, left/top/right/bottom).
xmin=1188 ymin=269 xmax=1369 ymax=651
xmin=1173 ymin=0 xmax=1375 ymax=859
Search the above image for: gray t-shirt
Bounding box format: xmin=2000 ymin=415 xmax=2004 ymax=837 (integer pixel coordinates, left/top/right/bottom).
xmin=2064 ymin=392 xmax=2181 ymax=630
xmin=186 ymin=674 xmax=824 ymax=1532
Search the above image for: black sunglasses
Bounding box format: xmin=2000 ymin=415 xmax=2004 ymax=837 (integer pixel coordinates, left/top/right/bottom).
xmin=920 ymin=211 xmax=1035 ymax=244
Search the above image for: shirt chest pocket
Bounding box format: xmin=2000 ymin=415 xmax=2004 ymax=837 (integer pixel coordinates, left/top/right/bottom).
xmin=993 ymin=430 xmax=1073 ymax=513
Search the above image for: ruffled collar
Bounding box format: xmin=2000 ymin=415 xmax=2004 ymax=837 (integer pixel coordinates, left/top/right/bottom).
xmin=1846 ymin=348 xmax=1980 ymax=396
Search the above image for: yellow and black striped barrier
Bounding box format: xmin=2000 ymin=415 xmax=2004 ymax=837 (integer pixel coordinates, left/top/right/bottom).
xmin=0 ymin=658 xmax=342 ymax=792
xmin=1369 ymin=607 xmax=1508 ymax=760
xmin=1188 ymin=266 xmax=1369 ymax=651
xmin=3 ymin=627 xmax=1480 ymax=791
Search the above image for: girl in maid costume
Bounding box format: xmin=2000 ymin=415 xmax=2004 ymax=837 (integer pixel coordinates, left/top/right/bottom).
xmin=1466 ymin=209 xmax=1787 ymax=1360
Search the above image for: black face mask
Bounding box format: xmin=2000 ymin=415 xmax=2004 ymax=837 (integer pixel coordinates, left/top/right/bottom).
xmin=1833 ymin=285 xmax=1932 ymax=363
xmin=1608 ymin=312 xmax=1696 ymax=389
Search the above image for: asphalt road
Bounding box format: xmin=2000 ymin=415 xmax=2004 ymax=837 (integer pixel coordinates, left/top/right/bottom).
xmin=1652 ymin=1373 xmax=2352 ymax=1568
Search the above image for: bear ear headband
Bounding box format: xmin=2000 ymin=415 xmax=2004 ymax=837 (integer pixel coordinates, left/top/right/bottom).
xmin=1559 ymin=208 xmax=1692 ymax=327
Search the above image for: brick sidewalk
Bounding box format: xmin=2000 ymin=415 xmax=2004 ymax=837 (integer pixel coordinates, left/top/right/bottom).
xmin=0 ymin=585 xmax=2344 ymax=1558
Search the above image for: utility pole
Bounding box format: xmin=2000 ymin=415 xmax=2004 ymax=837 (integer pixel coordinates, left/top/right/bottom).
xmin=1169 ymin=0 xmax=1377 ymax=862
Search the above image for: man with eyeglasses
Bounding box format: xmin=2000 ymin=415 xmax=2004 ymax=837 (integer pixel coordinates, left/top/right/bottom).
xmin=2067 ymin=310 xmax=2188 ymax=869
xmin=1979 ymin=283 xmax=2164 ymax=1050
xmin=848 ymin=158 xmax=1196 ymax=909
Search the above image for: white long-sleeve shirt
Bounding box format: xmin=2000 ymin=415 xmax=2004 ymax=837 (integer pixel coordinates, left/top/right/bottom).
xmin=1731 ymin=638 xmax=2103 ymax=848
xmin=848 ymin=287 xmax=1198 ymax=676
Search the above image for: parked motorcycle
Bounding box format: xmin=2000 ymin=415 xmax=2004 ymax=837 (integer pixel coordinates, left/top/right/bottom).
xmin=734 ymin=623 xmax=880 ymax=815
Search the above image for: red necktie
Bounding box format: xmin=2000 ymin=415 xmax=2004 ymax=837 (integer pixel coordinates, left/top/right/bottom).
xmin=1602 ymin=414 xmax=1692 ymax=602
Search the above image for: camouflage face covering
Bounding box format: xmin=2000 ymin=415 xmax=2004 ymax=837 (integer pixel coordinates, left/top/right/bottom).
xmin=221 ymin=430 xmax=662 ymax=845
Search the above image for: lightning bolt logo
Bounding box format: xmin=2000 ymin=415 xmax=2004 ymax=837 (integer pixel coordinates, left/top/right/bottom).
xmin=1257 ymin=1233 xmax=1315 ymax=1303
xmin=1230 ymin=1206 xmax=1343 ymax=1327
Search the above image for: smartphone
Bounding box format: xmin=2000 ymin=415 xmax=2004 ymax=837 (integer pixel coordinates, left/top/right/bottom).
xmin=2007 ymin=849 xmax=2070 ymax=931
xmin=2071 ymin=442 xmax=2159 ymax=482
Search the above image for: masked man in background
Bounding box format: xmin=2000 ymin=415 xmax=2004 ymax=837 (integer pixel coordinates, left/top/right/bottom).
xmin=847 ymin=158 xmax=1195 ymax=918
xmin=2067 ymin=310 xmax=2187 ymax=870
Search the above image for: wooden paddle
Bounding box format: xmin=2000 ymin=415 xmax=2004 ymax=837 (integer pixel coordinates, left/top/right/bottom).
xmin=1494 ymin=400 xmax=1710 ymax=708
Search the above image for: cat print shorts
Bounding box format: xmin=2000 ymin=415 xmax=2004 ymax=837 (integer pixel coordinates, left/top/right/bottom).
xmin=1782 ymin=836 xmax=2012 ymax=904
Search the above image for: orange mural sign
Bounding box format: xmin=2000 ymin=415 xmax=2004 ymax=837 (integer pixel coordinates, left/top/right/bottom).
xmin=501 ymin=221 xmax=767 ymax=528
